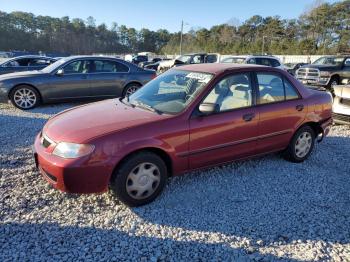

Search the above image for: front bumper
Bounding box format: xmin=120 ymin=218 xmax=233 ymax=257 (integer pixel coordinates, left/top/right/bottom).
xmin=297 ymin=77 xmax=330 ymax=87
xmin=33 ymin=133 xmax=114 ymax=194
xmin=0 ymin=87 xmax=9 ymax=103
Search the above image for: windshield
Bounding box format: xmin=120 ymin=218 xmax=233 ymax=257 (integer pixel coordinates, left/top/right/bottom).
xmin=176 ymin=55 xmax=192 ymax=63
xmin=222 ymin=57 xmax=245 ymax=64
xmin=127 ymin=70 xmax=213 ymax=114
xmin=312 ymin=57 xmax=344 ymax=66
xmin=41 ymin=57 xmax=70 ymax=73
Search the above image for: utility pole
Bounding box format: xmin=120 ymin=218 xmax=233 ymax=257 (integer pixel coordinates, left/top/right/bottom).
xmin=262 ymin=36 xmax=267 ymax=55
xmin=179 ymin=20 xmax=184 ymax=55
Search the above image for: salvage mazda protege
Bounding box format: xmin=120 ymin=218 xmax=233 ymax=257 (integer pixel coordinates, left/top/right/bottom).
xmin=33 ymin=64 xmax=332 ymax=206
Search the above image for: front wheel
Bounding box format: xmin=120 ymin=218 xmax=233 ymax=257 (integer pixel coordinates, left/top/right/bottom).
xmin=9 ymin=85 xmax=40 ymax=110
xmin=110 ymin=152 xmax=168 ymax=207
xmin=122 ymin=83 xmax=141 ymax=97
xmin=283 ymin=126 xmax=315 ymax=163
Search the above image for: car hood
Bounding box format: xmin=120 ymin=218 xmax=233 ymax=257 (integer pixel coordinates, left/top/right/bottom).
xmin=43 ymin=99 xmax=169 ymax=143
xmin=0 ymin=70 xmax=45 ymax=80
xmin=301 ymin=64 xmax=340 ymax=71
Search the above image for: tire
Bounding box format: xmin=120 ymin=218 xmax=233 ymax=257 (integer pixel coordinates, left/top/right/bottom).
xmin=122 ymin=83 xmax=142 ymax=97
xmin=110 ymin=151 xmax=168 ymax=207
xmin=327 ymin=77 xmax=339 ymax=95
xmin=9 ymin=85 xmax=40 ymax=110
xmin=283 ymin=125 xmax=315 ymax=163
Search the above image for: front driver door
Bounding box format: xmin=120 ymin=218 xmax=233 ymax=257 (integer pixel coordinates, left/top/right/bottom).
xmin=189 ymin=72 xmax=258 ymax=169
xmin=46 ymin=59 xmax=92 ymax=101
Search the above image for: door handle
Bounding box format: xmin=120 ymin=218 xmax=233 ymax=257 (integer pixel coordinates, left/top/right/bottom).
xmin=242 ymin=113 xmax=255 ymax=122
xmin=296 ymin=104 xmax=304 ymax=111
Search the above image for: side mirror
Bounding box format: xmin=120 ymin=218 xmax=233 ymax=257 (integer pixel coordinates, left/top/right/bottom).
xmin=56 ymin=69 xmax=64 ymax=76
xmin=198 ymin=103 xmax=218 ymax=115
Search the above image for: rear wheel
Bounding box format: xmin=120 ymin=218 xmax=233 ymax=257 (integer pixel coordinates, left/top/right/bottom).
xmin=110 ymin=152 xmax=168 ymax=207
xmin=283 ymin=126 xmax=315 ymax=163
xmin=9 ymin=85 xmax=40 ymax=110
xmin=123 ymin=83 xmax=142 ymax=97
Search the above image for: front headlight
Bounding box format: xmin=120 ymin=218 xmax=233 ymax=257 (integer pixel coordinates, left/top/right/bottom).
xmin=52 ymin=142 xmax=95 ymax=159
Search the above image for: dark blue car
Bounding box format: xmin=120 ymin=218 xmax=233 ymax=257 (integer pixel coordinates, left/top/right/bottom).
xmin=0 ymin=55 xmax=57 ymax=75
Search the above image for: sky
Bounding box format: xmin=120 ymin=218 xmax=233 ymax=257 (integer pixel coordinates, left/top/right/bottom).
xmin=0 ymin=0 xmax=339 ymax=32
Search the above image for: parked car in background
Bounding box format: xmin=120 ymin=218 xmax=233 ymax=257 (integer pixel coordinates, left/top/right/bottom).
xmin=221 ymin=55 xmax=285 ymax=70
xmin=0 ymin=56 xmax=156 ymax=109
xmin=158 ymin=53 xmax=220 ymax=73
xmin=285 ymin=62 xmax=308 ymax=76
xmin=0 ymin=55 xmax=57 ymax=75
xmin=332 ymin=82 xmax=350 ymax=125
xmin=131 ymin=55 xmax=148 ymax=65
xmin=139 ymin=58 xmax=163 ymax=68
xmin=33 ymin=64 xmax=332 ymax=206
xmin=144 ymin=59 xmax=171 ymax=71
xmin=296 ymin=55 xmax=350 ymax=90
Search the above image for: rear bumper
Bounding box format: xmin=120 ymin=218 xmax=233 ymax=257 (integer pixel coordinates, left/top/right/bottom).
xmin=33 ymin=133 xmax=114 ymax=194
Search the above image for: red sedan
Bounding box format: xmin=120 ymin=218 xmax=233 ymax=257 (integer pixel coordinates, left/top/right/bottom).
xmin=34 ymin=64 xmax=332 ymax=206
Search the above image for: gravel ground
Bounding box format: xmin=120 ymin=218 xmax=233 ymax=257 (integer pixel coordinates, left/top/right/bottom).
xmin=0 ymin=101 xmax=350 ymax=262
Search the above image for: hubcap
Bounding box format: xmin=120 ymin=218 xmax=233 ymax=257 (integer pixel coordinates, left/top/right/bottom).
xmin=295 ymin=131 xmax=312 ymax=158
xmin=126 ymin=162 xmax=160 ymax=200
xmin=13 ymin=88 xmax=36 ymax=109
xmin=126 ymin=86 xmax=139 ymax=96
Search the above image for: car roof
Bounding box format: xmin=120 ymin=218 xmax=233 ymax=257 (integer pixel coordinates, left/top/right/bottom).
xmin=11 ymin=55 xmax=54 ymax=59
xmin=176 ymin=63 xmax=273 ymax=74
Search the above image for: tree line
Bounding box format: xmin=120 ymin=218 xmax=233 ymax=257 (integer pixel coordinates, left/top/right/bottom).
xmin=0 ymin=0 xmax=349 ymax=56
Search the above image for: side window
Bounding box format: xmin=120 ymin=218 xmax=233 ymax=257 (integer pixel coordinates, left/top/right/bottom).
xmin=7 ymin=58 xmax=30 ymax=67
xmin=28 ymin=58 xmax=51 ymax=66
xmin=4 ymin=60 xmax=19 ymax=67
xmin=256 ymin=58 xmax=271 ymax=66
xmin=206 ymin=54 xmax=218 ymax=63
xmin=257 ymin=73 xmax=300 ymax=104
xmin=91 ymin=60 xmax=129 ymax=73
xmin=63 ymin=60 xmax=90 ymax=74
xmin=257 ymin=73 xmax=284 ymax=104
xmin=203 ymin=73 xmax=252 ymax=112
xmin=115 ymin=62 xmax=129 ymax=72
xmin=247 ymin=58 xmax=256 ymax=64
xmin=269 ymin=59 xmax=281 ymax=67
xmin=284 ymin=79 xmax=300 ymax=100
xmin=192 ymin=55 xmax=202 ymax=64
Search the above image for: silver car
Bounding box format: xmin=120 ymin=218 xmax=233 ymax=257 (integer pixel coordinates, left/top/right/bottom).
xmin=0 ymin=56 xmax=156 ymax=109
xmin=333 ymin=81 xmax=350 ymax=125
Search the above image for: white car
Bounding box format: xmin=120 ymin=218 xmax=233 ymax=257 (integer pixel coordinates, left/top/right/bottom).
xmin=221 ymin=55 xmax=286 ymax=70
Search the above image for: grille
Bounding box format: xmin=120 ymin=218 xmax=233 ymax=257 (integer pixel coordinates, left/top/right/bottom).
xmin=340 ymin=98 xmax=350 ymax=107
xmin=40 ymin=166 xmax=57 ymax=182
xmin=297 ymin=68 xmax=320 ymax=79
xmin=332 ymin=113 xmax=350 ymax=124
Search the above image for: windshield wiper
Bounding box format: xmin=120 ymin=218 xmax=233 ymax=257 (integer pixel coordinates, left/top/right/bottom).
xmin=131 ymin=100 xmax=162 ymax=115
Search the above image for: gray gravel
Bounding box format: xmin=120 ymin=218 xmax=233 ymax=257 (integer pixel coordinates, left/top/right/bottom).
xmin=0 ymin=102 xmax=350 ymax=262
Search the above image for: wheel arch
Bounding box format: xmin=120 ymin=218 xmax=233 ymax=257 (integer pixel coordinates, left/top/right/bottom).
xmin=9 ymin=83 xmax=42 ymax=102
xmin=111 ymin=147 xmax=173 ymax=181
